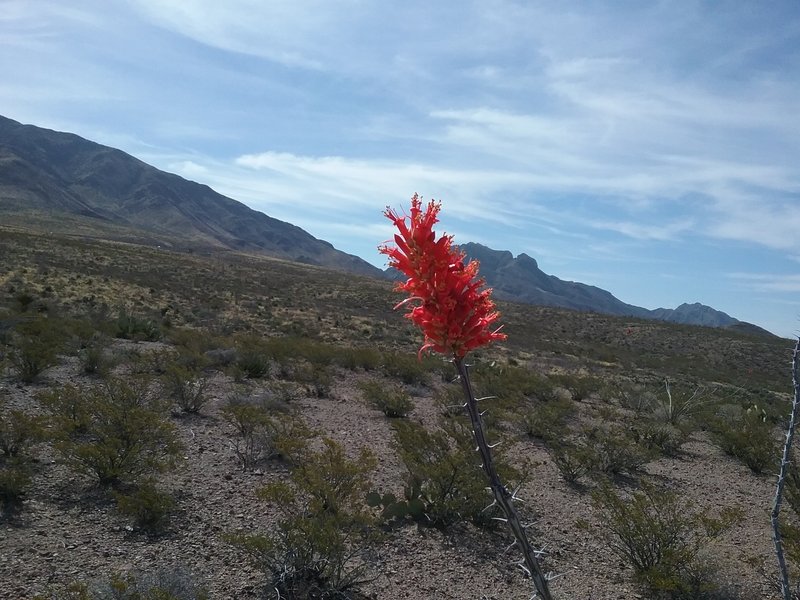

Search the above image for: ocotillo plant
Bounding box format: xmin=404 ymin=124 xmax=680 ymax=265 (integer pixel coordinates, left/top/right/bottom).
xmin=380 ymin=194 xmax=554 ymax=599
xmin=773 ymin=337 xmax=800 ymax=600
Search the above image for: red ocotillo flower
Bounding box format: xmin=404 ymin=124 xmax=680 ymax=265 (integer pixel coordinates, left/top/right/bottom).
xmin=379 ymin=193 xmax=506 ymax=358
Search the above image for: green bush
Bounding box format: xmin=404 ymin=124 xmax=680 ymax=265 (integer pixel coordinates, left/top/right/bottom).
xmin=637 ymin=422 xmax=688 ymax=458
xmin=36 ymin=568 xmax=209 ymax=600
xmin=583 ymin=425 xmax=654 ymax=478
xmin=711 ymin=404 xmax=778 ymax=474
xmin=235 ymin=347 xmax=270 ymax=379
xmin=517 ymin=397 xmax=575 ymax=444
xmin=162 ymin=365 xmax=209 ymax=414
xmin=48 ymin=378 xmax=182 ymax=486
xmin=8 ymin=317 xmax=64 ymax=383
xmin=382 ymin=352 xmax=434 ymax=386
xmin=294 ymin=364 xmax=332 ymax=398
xmin=358 ymin=380 xmax=414 ymax=418
xmin=79 ymin=339 xmax=114 ymax=376
xmin=391 ymin=419 xmax=516 ymax=528
xmin=114 ymin=479 xmax=176 ymax=535
xmin=229 ymin=439 xmax=378 ymax=599
xmin=0 ymin=406 xmax=45 ymax=458
xmin=0 ymin=458 xmax=32 ymax=515
xmin=548 ymin=442 xmax=593 ymax=485
xmin=221 ymin=396 xmax=311 ymax=469
xmin=554 ymin=373 xmax=602 ymax=401
xmin=115 ymin=311 xmax=161 ymax=342
xmin=654 ymin=379 xmax=716 ymax=427
xmin=38 ymin=384 xmax=93 ymax=435
xmin=337 ymin=346 xmax=382 ymax=371
xmin=592 ymin=482 xmax=740 ymax=598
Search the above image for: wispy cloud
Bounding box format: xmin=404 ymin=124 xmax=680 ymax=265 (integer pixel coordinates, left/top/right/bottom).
xmin=728 ymin=273 xmax=800 ymax=294
xmin=3 ymin=0 xmax=800 ymax=336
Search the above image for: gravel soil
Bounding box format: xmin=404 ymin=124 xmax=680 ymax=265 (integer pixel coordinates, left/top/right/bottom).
xmin=0 ymin=341 xmax=783 ymax=600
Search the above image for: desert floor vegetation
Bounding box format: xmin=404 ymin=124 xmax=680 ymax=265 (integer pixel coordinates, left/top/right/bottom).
xmin=0 ymin=226 xmax=797 ymax=599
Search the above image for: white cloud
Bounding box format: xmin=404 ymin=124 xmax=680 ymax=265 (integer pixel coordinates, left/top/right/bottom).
xmin=591 ymin=219 xmax=695 ymax=242
xmin=727 ymin=273 xmax=800 ymax=293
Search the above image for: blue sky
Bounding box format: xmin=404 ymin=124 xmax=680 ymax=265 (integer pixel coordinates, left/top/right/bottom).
xmin=2 ymin=1 xmax=799 ymax=338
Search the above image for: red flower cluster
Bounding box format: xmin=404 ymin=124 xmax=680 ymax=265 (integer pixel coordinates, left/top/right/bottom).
xmin=379 ymin=194 xmax=507 ymax=358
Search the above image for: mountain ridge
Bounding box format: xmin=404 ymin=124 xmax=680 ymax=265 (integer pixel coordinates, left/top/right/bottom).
xmin=0 ymin=115 xmax=381 ymax=277
xmin=0 ymin=114 xmax=774 ymax=336
xmin=456 ymin=242 xmax=773 ymax=336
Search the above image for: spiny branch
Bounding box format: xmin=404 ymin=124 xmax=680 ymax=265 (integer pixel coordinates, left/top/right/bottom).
xmin=772 ymin=337 xmax=800 ymax=600
xmin=455 ymin=358 xmax=554 ymax=600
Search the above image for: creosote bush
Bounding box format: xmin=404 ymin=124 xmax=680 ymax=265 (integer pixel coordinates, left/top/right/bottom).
xmin=229 ymin=438 xmax=378 ymax=599
xmin=592 ymin=482 xmax=741 ymax=598
xmin=35 ymin=568 xmax=209 ymax=600
xmin=162 ymin=364 xmax=210 ymax=414
xmin=0 ymin=396 xmax=44 ymax=515
xmin=114 ymin=478 xmax=176 ymax=535
xmin=712 ymin=404 xmax=778 ymax=474
xmin=518 ymin=397 xmax=575 ymax=444
xmin=221 ymin=395 xmax=311 ymax=469
xmin=390 ymin=418 xmax=517 ymax=528
xmin=45 ymin=378 xmax=182 ymax=487
xmin=358 ymin=379 xmax=414 ymax=418
xmin=9 ymin=316 xmax=64 ymax=383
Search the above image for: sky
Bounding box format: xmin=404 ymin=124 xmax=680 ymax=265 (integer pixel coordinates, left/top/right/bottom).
xmin=2 ymin=1 xmax=799 ymax=338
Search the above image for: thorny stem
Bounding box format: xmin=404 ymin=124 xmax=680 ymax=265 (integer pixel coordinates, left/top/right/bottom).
xmin=455 ymin=358 xmax=554 ymax=600
xmin=773 ymin=337 xmax=800 ymax=600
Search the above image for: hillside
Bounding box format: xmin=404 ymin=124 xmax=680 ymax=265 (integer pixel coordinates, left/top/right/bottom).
xmin=459 ymin=242 xmax=774 ymax=335
xmin=0 ymin=115 xmax=380 ymax=277
xmin=0 ymin=227 xmax=796 ymax=599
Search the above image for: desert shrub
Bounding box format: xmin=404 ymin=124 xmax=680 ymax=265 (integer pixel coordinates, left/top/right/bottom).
xmin=554 ymin=373 xmax=602 ymax=401
xmin=548 ymin=442 xmax=593 ymax=485
xmin=472 ymin=363 xmax=559 ymax=409
xmin=203 ymin=347 xmax=237 ymax=369
xmin=235 ymin=347 xmax=270 ymax=379
xmin=36 ymin=568 xmax=210 ymax=600
xmin=162 ymin=365 xmax=210 ymax=414
xmin=654 ymin=379 xmax=716 ymax=427
xmin=359 ymin=380 xmax=414 ymax=418
xmin=391 ymin=419 xmax=516 ymax=528
xmin=592 ymin=482 xmax=740 ymax=598
xmin=294 ymin=364 xmax=332 ymax=398
xmin=115 ymin=311 xmax=161 ymax=342
xmin=583 ymin=425 xmax=654 ymax=478
xmin=229 ymin=438 xmax=378 ymax=599
xmin=636 ymin=422 xmax=688 ymax=458
xmin=264 ymin=337 xmax=337 ymax=368
xmin=433 ymin=384 xmax=465 ymax=418
xmin=38 ymin=384 xmax=93 ymax=435
xmin=263 ymin=381 xmax=303 ymax=406
xmin=79 ymin=339 xmax=115 ymax=376
xmin=382 ymin=352 xmax=433 ymax=386
xmin=711 ymin=404 xmax=778 ymax=474
xmin=518 ymin=397 xmax=575 ymax=443
xmin=50 ymin=378 xmax=182 ymax=486
xmin=8 ymin=317 xmax=64 ymax=383
xmin=337 ymin=346 xmax=382 ymax=371
xmin=612 ymin=382 xmax=658 ymax=414
xmin=0 ymin=406 xmax=45 ymax=458
xmin=114 ymin=479 xmax=176 ymax=535
xmin=221 ymin=396 xmax=311 ymax=469
xmin=0 ymin=457 xmax=32 ymax=515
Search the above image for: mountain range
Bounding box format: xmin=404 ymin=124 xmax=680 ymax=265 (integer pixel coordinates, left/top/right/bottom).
xmin=0 ymin=115 xmax=380 ymax=277
xmin=458 ymin=243 xmax=770 ymax=335
xmin=0 ymin=114 xmax=772 ymax=336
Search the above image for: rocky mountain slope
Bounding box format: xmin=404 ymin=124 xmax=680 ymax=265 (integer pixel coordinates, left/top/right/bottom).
xmin=458 ymin=242 xmax=773 ymax=335
xmin=0 ymin=115 xmax=380 ymax=277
